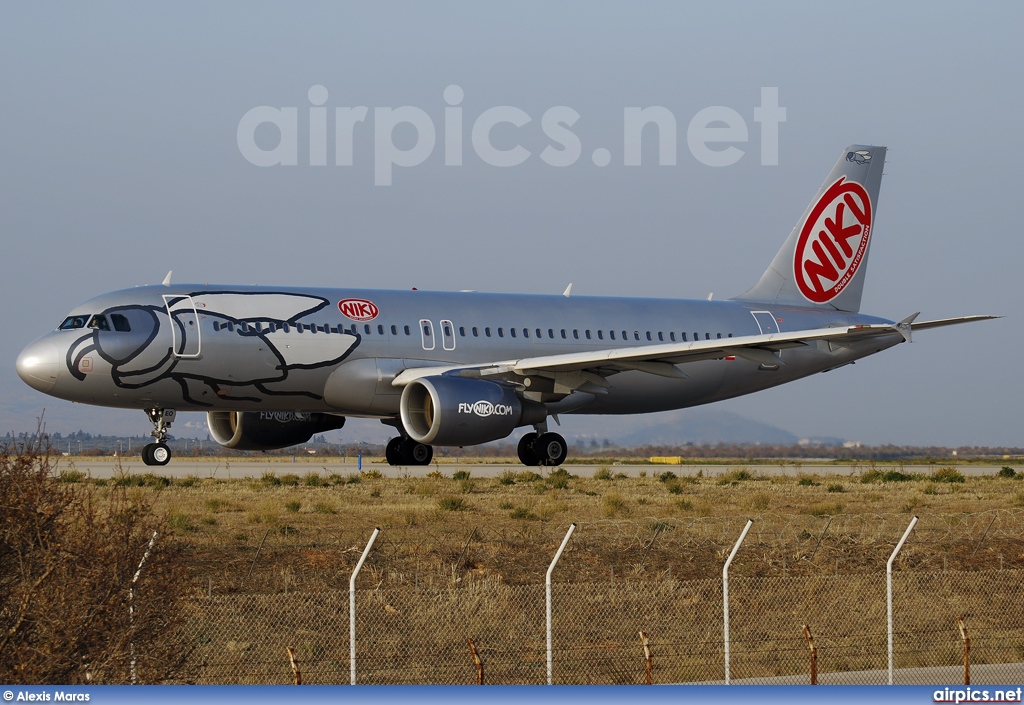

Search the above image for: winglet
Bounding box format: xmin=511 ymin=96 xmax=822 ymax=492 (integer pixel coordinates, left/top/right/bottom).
xmin=893 ymin=312 xmax=920 ymax=343
xmin=162 ymin=271 xmax=173 ymax=287
xmin=562 ymin=283 xmax=573 ymax=297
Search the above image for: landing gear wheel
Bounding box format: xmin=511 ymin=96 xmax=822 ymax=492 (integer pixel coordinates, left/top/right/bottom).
xmin=517 ymin=432 xmax=539 ymax=466
xmin=142 ymin=442 xmax=171 ymax=466
xmin=403 ymin=439 xmax=433 ymax=466
xmin=151 ymin=442 xmax=171 ymax=466
xmin=385 ymin=437 xmax=404 ymax=466
xmin=535 ymin=432 xmax=567 ymax=467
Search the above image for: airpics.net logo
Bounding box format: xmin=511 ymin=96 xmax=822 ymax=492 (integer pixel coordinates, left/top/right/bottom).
xmin=237 ymin=85 xmax=786 ymax=185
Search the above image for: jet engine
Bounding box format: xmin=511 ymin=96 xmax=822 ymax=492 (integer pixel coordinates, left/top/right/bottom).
xmin=207 ymin=411 xmax=345 ymax=451
xmin=400 ymin=376 xmax=545 ymax=446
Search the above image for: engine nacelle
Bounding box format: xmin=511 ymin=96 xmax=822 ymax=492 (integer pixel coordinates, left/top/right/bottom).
xmin=207 ymin=411 xmax=345 ymax=451
xmin=400 ymin=376 xmax=544 ymax=446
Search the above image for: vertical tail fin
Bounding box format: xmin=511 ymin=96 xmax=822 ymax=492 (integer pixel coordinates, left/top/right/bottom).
xmin=733 ymin=145 xmax=886 ymax=313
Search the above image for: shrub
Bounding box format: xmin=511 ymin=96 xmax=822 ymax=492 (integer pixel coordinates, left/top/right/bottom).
xmin=260 ymin=471 xmax=281 ymax=486
xmin=279 ymin=474 xmax=300 ymax=487
xmin=57 ymin=469 xmax=85 ymax=483
xmin=510 ymin=506 xmax=537 ymax=520
xmin=0 ymin=442 xmax=188 ymax=683
xmin=658 ymin=471 xmax=677 ymax=482
xmin=303 ymin=472 xmax=325 ymax=487
xmin=284 ymin=500 xmax=301 ymax=513
xmin=313 ymin=502 xmax=337 ymax=514
xmin=438 ymin=496 xmax=469 ymax=511
xmin=931 ymin=467 xmax=965 ymax=483
xmin=361 ymin=469 xmax=384 ymax=480
xmin=797 ymin=476 xmax=820 ymax=487
xmin=593 ymin=466 xmax=613 ymax=481
xmin=826 ymin=483 xmax=845 ymax=493
xmin=602 ymin=492 xmax=628 ymax=517
xmin=497 ymin=470 xmax=517 ymax=485
xmin=452 ymin=470 xmax=471 ymax=481
xmin=998 ymin=466 xmax=1017 ymax=478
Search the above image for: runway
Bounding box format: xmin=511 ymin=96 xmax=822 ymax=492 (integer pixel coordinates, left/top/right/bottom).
xmin=52 ymin=457 xmax=1018 ymax=480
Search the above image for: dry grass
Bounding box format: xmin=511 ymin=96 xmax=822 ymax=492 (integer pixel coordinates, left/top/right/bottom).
xmin=76 ymin=465 xmax=1024 ymax=595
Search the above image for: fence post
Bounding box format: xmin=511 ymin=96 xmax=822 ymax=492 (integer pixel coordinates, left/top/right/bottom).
xmin=350 ymin=527 xmax=380 ymax=685
xmin=130 ymin=530 xmax=158 ymax=685
xmin=547 ymin=523 xmax=576 ymax=685
xmin=887 ymin=515 xmax=918 ymax=685
xmin=803 ymin=624 xmax=817 ymax=685
xmin=723 ymin=519 xmax=753 ymax=685
xmin=639 ymin=631 xmax=652 ymax=684
xmin=468 ymin=638 xmax=484 ymax=684
xmin=958 ymin=616 xmax=970 ymax=685
xmin=287 ymin=646 xmax=302 ymax=685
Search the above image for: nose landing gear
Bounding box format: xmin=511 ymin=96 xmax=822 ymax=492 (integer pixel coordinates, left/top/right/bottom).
xmin=142 ymin=408 xmax=176 ymax=466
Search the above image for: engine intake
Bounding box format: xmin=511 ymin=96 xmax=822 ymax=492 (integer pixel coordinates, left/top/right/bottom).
xmin=400 ymin=376 xmax=544 ymax=446
xmin=207 ymin=411 xmax=345 ymax=451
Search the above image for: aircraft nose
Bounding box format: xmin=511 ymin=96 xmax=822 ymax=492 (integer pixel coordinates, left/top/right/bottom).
xmin=16 ymin=338 xmax=61 ymax=394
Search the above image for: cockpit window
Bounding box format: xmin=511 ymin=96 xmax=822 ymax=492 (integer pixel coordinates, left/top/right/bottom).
xmin=110 ymin=314 xmax=131 ymax=332
xmin=59 ymin=315 xmax=89 ymax=330
xmin=88 ymin=315 xmax=110 ymax=331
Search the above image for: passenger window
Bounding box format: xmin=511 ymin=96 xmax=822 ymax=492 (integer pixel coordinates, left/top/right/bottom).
xmin=728 ymin=333 xmax=733 ymax=338
xmin=610 ymin=330 xmax=616 ymax=340
xmin=560 ymin=329 xmax=567 ymax=339
xmin=522 ymin=328 xmax=529 ymax=338
xmin=392 ymin=325 xmax=398 ymax=335
xmin=110 ymin=314 xmax=131 ymax=332
xmin=646 ymin=331 xmax=652 ymax=341
xmin=597 ymin=330 xmax=604 ymax=340
xmin=485 ymin=327 xmax=492 ymax=337
xmin=378 ymin=325 xmax=385 ymax=335
xmin=670 ymin=332 xmax=676 ymax=342
xmin=694 ymin=332 xmax=699 ymax=341
xmin=404 ymin=325 xmax=411 ymax=335
xmin=472 ymin=327 xmax=479 ymax=337
xmin=498 ymin=328 xmax=505 ymax=338
xmin=623 ymin=331 xmax=628 ymax=341
xmin=459 ymin=326 xmax=466 ymax=336
xmin=717 ymin=333 xmax=722 ymax=339
xmin=706 ymin=333 xmax=711 ymax=340
xmin=509 ymin=328 xmax=516 ymax=338
xmin=634 ymin=331 xmax=641 ymax=341
xmin=226 ymin=322 xmax=234 ymax=332
xmin=573 ymin=330 xmax=580 ymax=340
xmin=658 ymin=332 xmax=664 ymax=342
xmin=536 ymin=328 xmax=542 ymax=338
xmin=88 ymin=315 xmax=110 ymax=331
xmin=548 ymin=329 xmax=554 ymax=338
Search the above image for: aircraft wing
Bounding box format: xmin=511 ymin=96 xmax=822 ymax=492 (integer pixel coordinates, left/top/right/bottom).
xmin=392 ymin=313 xmax=998 ymax=395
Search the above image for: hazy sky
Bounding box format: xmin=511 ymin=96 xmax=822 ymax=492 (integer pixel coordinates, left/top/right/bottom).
xmin=1 ymin=2 xmax=1020 ymax=446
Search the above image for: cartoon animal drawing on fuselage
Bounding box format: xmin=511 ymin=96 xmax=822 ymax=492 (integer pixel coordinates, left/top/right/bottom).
xmin=65 ymin=292 xmax=360 ymax=406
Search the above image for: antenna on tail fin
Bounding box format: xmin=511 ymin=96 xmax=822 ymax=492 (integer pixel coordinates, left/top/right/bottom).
xmin=733 ymin=145 xmax=887 ymax=313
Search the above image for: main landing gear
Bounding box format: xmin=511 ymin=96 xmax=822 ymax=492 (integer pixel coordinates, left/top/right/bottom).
xmin=517 ymin=430 xmax=568 ymax=467
xmin=385 ymin=436 xmax=434 ymax=466
xmin=142 ymin=408 xmax=176 ymax=467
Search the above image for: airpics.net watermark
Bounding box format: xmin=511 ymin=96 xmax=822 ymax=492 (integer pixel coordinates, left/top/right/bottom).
xmin=237 ymin=85 xmax=786 ymax=186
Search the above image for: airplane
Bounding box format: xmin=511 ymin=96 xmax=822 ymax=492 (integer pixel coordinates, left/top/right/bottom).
xmin=16 ymin=145 xmax=997 ymax=467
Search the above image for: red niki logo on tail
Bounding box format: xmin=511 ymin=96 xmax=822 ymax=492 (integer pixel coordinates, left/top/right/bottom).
xmin=794 ymin=177 xmax=872 ymax=304
xmin=338 ymin=298 xmax=379 ymax=322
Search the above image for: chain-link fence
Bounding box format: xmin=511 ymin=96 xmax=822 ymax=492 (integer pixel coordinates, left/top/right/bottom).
xmin=172 ymin=512 xmax=1024 ymax=685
